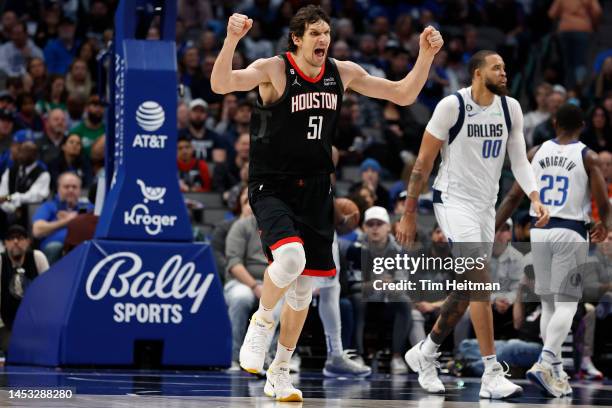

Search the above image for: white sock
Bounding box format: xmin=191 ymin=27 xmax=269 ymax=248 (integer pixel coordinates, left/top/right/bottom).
xmin=482 ymin=354 xmax=497 ymax=371
xmin=255 ymin=301 xmax=275 ymax=323
xmin=539 ymin=348 xmax=559 ymax=366
xmin=421 ymin=334 xmax=440 ymax=355
xmin=273 ymin=342 xmax=295 ymax=366
xmin=551 ymin=361 xmax=564 ymax=379
xmin=318 ymin=284 xmax=343 ymax=357
xmin=581 ymin=356 xmax=593 ymax=369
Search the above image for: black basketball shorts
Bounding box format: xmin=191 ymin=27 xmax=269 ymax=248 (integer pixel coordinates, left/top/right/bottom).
xmin=248 ymin=174 xmax=336 ymax=277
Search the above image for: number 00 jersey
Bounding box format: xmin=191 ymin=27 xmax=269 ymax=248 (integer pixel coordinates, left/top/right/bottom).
xmin=249 ymin=52 xmax=343 ymax=180
xmin=529 ymin=139 xmax=590 ymax=222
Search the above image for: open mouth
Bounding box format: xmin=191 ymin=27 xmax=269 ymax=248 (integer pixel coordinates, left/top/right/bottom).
xmin=314 ymin=48 xmax=326 ymax=58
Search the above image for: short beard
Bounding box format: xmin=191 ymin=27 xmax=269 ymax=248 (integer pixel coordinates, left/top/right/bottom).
xmin=485 ymin=79 xmax=508 ymax=96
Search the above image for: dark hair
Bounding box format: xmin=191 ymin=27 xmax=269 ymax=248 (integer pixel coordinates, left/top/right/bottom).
xmin=555 ymin=104 xmax=584 ymax=132
xmin=177 ymin=135 xmax=191 ymax=144
xmin=287 ymin=5 xmax=330 ymax=52
xmin=45 ymin=74 xmax=68 ymax=104
xmin=587 ymin=104 xmax=610 ymax=131
xmin=232 ymin=185 xmax=249 ymax=216
xmin=468 ymin=50 xmax=498 ymax=79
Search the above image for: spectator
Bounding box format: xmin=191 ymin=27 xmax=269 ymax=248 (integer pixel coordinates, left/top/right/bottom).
xmin=191 ymin=54 xmax=223 ymax=105
xmin=62 ymin=185 xmax=99 ymax=254
xmin=582 ymin=105 xmax=612 ymax=152
xmin=213 ymin=132 xmax=249 ymax=194
xmin=32 ymin=172 xmax=92 ymax=264
xmin=0 ymin=224 xmax=49 ymax=351
xmin=77 ymin=0 xmax=113 ymax=47
xmin=594 ymin=56 xmax=612 ymax=101
xmin=219 ymin=100 xmax=252 ymax=145
xmin=177 ymin=101 xmax=189 ymax=130
xmin=37 ymin=108 xmax=67 ymax=166
xmin=77 ymin=41 xmax=98 ymax=81
xmin=591 ymin=150 xmax=611 ymax=223
xmin=43 ymin=16 xmax=78 ymax=75
xmin=225 ymin=160 xmax=249 ymax=212
xmin=0 ymin=11 xmax=18 ymax=44
xmin=177 ymin=136 xmax=211 ymax=192
xmin=65 ymin=58 xmax=93 ymax=99
xmin=343 ymin=206 xmax=413 ymax=373
xmin=178 ymin=0 xmax=213 ymax=30
xmin=210 ymin=93 xmax=238 ymax=135
xmin=33 ymin=6 xmax=61 ymax=49
xmin=548 ymin=0 xmax=602 ymax=88
xmin=48 ymin=133 xmax=92 ymax=191
xmin=457 ymin=256 xmax=542 ymax=376
xmin=350 ymin=158 xmax=390 ymax=210
xmin=0 ymin=110 xmax=16 ymax=163
xmin=15 ymin=93 xmax=44 ymax=140
xmin=224 ymin=189 xmax=281 ymax=367
xmin=409 ymin=224 xmax=452 ymax=341
xmin=69 ymin=95 xmax=104 ymax=158
xmin=532 ymin=87 xmax=567 ymax=146
xmin=180 ymin=46 xmax=201 ymax=91
xmin=35 ymin=74 xmax=67 ymax=116
xmin=211 ymin=185 xmax=248 ymax=285
xmin=0 ymin=138 xmax=50 ymax=229
xmin=524 ymin=83 xmax=553 ymax=147
xmin=179 ymin=98 xmax=226 ymax=162
xmin=243 ymin=19 xmax=274 ymax=62
xmin=25 ymin=57 xmax=48 ymax=101
xmin=0 ymin=21 xmax=44 ymax=77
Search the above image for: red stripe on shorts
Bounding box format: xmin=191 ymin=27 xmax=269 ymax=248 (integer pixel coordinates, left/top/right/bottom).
xmin=269 ymin=236 xmax=304 ymax=251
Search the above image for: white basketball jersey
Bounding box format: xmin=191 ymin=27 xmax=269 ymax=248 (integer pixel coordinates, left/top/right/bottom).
xmin=529 ymin=139 xmax=590 ymax=222
xmin=432 ymin=87 xmax=513 ymax=207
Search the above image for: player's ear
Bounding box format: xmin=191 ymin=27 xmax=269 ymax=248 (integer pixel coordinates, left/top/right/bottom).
xmin=291 ymin=32 xmax=301 ymax=48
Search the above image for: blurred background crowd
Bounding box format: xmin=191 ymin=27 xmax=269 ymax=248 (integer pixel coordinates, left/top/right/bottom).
xmin=0 ymin=0 xmax=610 ymax=379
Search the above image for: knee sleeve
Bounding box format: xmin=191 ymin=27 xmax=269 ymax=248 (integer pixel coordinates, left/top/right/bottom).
xmin=268 ymin=242 xmax=306 ymax=288
xmin=285 ymin=276 xmax=313 ymax=311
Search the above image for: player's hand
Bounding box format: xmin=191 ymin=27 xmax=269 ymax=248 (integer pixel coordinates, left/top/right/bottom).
xmin=419 ymin=26 xmax=443 ymax=56
xmin=227 ymin=13 xmax=253 ymax=41
xmin=590 ymin=221 xmax=608 ymax=243
xmin=395 ymin=212 xmax=417 ymax=248
xmin=531 ymin=200 xmax=549 ymax=227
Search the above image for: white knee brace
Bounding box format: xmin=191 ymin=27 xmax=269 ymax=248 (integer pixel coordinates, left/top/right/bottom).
xmin=267 ymin=242 xmax=306 ymax=289
xmin=285 ymin=276 xmax=313 ymax=311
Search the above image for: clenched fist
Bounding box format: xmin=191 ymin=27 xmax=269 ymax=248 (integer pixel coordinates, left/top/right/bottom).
xmin=419 ymin=26 xmax=444 ymax=56
xmin=227 ymin=13 xmax=253 ymax=41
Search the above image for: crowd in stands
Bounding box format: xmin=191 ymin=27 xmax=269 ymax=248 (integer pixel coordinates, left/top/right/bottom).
xmin=0 ymin=0 xmax=610 ymax=378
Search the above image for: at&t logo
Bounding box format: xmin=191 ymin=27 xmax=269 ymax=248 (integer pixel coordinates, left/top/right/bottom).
xmin=133 ymin=101 xmax=168 ymax=149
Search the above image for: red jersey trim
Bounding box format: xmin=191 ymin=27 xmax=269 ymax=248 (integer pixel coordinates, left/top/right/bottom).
xmin=269 ymin=236 xmax=304 ymax=250
xmin=303 ymin=268 xmax=336 ymax=277
xmin=286 ymin=52 xmax=325 ymax=83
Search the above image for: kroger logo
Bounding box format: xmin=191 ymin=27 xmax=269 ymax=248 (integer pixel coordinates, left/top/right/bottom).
xmin=136 ymin=101 xmax=165 ymax=132
xmin=124 ymin=179 xmax=176 ymax=235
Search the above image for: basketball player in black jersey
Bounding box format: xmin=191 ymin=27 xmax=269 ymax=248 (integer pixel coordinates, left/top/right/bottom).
xmin=211 ymin=5 xmax=443 ymax=401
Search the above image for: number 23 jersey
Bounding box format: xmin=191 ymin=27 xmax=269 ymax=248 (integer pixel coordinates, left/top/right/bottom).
xmin=529 ymin=139 xmax=590 ymax=222
xmin=249 ymin=52 xmax=343 ymax=180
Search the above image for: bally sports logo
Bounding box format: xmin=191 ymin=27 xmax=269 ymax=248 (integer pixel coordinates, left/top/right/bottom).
xmin=123 ymin=179 xmax=177 ymax=235
xmin=86 ymin=252 xmax=214 ymax=324
xmin=134 ymin=101 xmax=167 ymax=149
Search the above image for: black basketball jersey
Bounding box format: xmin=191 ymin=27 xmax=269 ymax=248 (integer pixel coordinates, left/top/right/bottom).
xmin=249 ymin=52 xmax=343 ymax=180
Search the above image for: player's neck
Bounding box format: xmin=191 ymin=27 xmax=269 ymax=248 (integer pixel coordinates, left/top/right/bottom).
xmin=290 ymin=51 xmax=322 ymax=78
xmin=470 ymin=84 xmax=495 ymax=107
xmin=554 ymin=133 xmax=579 ymax=144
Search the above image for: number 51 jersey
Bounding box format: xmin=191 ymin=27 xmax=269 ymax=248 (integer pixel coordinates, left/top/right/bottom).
xmin=529 ymin=139 xmax=590 ymax=222
xmin=249 ymin=52 xmax=343 ymax=180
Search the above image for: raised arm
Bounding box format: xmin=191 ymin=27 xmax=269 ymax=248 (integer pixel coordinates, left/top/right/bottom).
xmin=210 ymin=13 xmax=271 ymax=94
xmin=336 ymin=26 xmax=443 ymax=106
xmin=585 ymin=149 xmax=612 ymax=242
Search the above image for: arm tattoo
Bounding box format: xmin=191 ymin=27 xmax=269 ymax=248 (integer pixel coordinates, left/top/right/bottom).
xmin=430 ymin=292 xmax=470 ymax=344
xmin=405 ymin=171 xmax=423 ymax=213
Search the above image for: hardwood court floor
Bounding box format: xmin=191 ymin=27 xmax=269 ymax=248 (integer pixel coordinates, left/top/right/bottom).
xmin=0 ymin=366 xmax=611 ymax=407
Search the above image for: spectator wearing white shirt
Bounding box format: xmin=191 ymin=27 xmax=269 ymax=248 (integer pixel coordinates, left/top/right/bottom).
xmin=523 ymin=83 xmax=552 ymax=147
